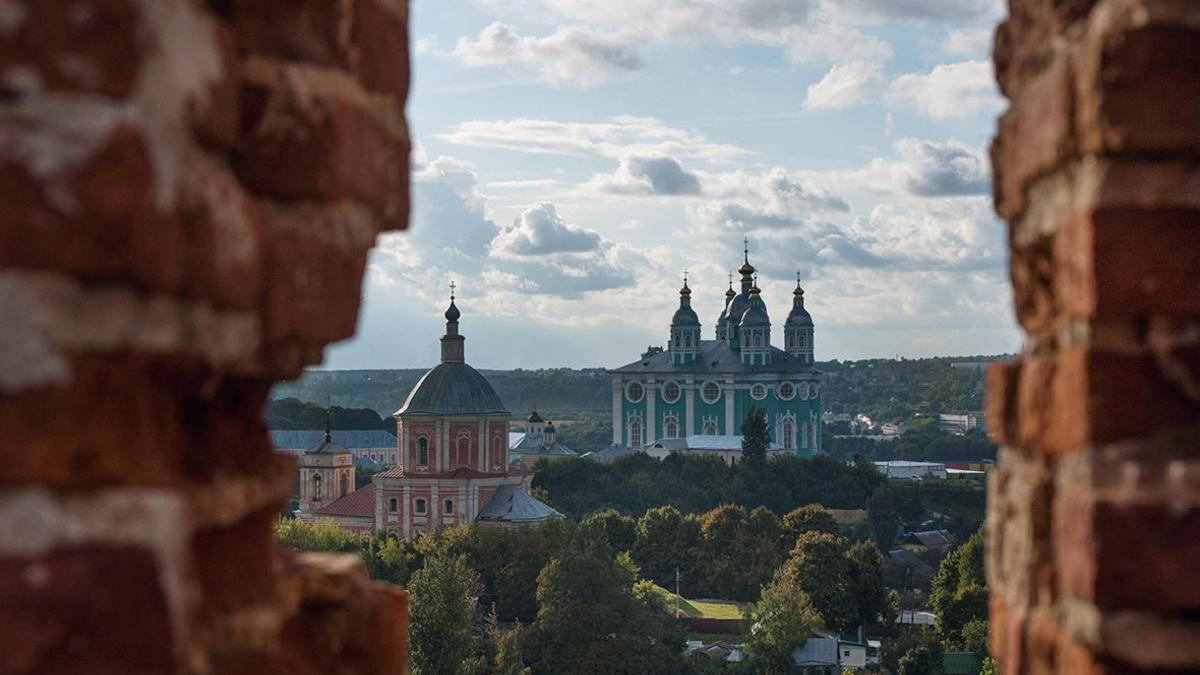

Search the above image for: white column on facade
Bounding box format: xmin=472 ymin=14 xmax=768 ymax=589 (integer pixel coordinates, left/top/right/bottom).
xmin=724 ymin=378 xmax=735 ymax=435
xmin=645 ymin=376 xmax=656 ymax=445
xmin=374 ymin=480 xmax=384 ymax=530
xmin=431 ymin=484 xmax=439 ymax=523
xmin=684 ymin=377 xmax=695 ymax=436
xmin=402 ymin=485 xmax=411 ymax=539
xmin=612 ymin=377 xmax=623 ymax=445
xmin=441 ymin=419 xmax=449 ymax=470
xmin=478 ymin=419 xmax=486 ymax=471
xmin=458 ymin=485 xmax=467 ymax=523
xmin=400 ymin=422 xmax=408 ymax=469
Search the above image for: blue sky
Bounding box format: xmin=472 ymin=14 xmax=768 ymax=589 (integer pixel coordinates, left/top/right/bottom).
xmin=326 ymin=0 xmax=1019 ymax=369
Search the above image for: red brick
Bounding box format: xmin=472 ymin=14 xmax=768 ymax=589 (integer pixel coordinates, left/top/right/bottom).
xmin=364 ymin=585 xmax=410 ymax=674
xmin=347 ymin=0 xmax=410 ymax=101
xmin=992 ymin=54 xmax=1076 ymax=221
xmin=1008 ymin=234 xmax=1058 ymax=337
xmin=192 ymin=507 xmax=282 ymax=614
xmin=0 ymin=355 xmax=189 ymax=488
xmin=1057 ymin=487 xmax=1200 ymax=610
xmin=0 ymin=0 xmax=141 ymax=97
xmin=0 ymin=545 xmax=178 ymax=674
xmin=235 ymin=71 xmax=409 ymax=228
xmin=986 ymin=360 xmax=1021 ymax=445
xmin=0 ymin=126 xmax=185 ymax=293
xmin=178 ymin=153 xmax=264 ymax=311
xmin=192 ymin=21 xmax=242 ymax=151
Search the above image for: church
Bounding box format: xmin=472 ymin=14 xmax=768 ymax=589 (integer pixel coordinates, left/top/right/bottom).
xmin=296 ymin=289 xmax=561 ymax=539
xmin=610 ymin=245 xmax=822 ymax=455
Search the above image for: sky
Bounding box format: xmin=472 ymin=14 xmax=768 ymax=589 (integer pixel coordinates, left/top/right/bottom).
xmin=325 ymin=0 xmax=1020 ymax=370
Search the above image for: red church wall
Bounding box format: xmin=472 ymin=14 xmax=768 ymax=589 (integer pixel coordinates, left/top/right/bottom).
xmin=449 ymin=423 xmax=478 ymax=469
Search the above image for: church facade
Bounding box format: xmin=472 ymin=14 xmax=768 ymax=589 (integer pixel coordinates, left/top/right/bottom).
xmin=610 ymin=247 xmax=822 ymax=456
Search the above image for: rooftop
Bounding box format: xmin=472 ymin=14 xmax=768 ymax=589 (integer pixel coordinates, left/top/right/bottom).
xmin=612 ymin=339 xmax=820 ymax=375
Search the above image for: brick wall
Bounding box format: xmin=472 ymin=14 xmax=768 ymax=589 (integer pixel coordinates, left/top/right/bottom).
xmin=987 ymin=1 xmax=1200 ymax=673
xmin=0 ymin=1 xmax=410 ymax=672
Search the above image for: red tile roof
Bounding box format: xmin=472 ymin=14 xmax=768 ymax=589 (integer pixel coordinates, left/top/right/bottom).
xmin=315 ymin=483 xmax=376 ymax=518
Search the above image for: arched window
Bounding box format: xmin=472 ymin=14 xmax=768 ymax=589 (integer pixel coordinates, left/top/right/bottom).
xmin=444 ymin=499 xmax=454 ymax=515
xmin=416 ymin=437 xmax=429 ymax=467
xmin=339 ymin=472 xmax=349 ymax=498
xmin=703 ymin=419 xmax=719 ymax=436
xmin=388 ymin=497 xmax=398 ymax=513
xmin=800 ymin=423 xmax=809 ymax=449
xmin=415 ymin=498 xmax=427 ymax=514
xmin=457 ymin=435 xmax=470 ymax=466
xmin=782 ymin=419 xmax=795 ymax=450
xmin=629 ymin=420 xmax=643 ymax=448
xmin=312 ymin=473 xmax=322 ymax=500
xmin=664 ymin=418 xmax=679 ymax=438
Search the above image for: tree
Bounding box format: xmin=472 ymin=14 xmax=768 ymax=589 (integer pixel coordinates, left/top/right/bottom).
xmin=897 ymin=630 xmax=944 ymax=675
xmin=782 ymin=503 xmax=840 ymax=542
xmin=741 ymin=407 xmax=770 ymax=465
xmin=867 ymin=485 xmax=902 ymax=551
xmin=931 ymin=528 xmax=987 ymax=643
xmin=275 ymin=518 xmax=362 ymax=553
xmin=580 ymin=508 xmax=637 ymax=554
xmin=743 ymin=566 xmax=821 ymax=674
xmin=409 ymin=553 xmax=481 ymax=675
xmin=784 ymin=532 xmax=858 ymax=633
xmin=524 ymin=532 xmax=688 ymax=675
xmin=631 ymin=505 xmax=702 ymax=590
xmin=960 ymin=617 xmax=989 ymax=656
xmin=846 ymin=541 xmax=888 ymax=629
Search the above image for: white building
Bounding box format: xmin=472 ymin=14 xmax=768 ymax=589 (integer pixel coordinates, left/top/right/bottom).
xmin=646 ymin=435 xmax=791 ymax=466
xmin=874 ymin=460 xmax=948 ymax=480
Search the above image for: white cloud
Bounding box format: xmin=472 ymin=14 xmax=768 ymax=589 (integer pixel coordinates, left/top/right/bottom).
xmin=803 ymin=61 xmax=882 ymax=110
xmin=440 ymin=115 xmax=750 ymax=162
xmin=492 ymin=203 xmax=604 ymax=255
xmin=944 ymin=27 xmax=993 ymax=57
xmin=885 ymin=60 xmax=1000 ymax=120
xmin=856 ymin=138 xmax=990 ymax=197
xmin=453 ymin=22 xmax=643 ymax=87
xmin=587 ymin=154 xmax=703 ymax=195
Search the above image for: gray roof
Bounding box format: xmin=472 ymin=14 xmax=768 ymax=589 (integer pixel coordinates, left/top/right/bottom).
xmin=612 ymin=339 xmax=821 ymax=375
xmin=739 ymin=296 xmax=770 ymax=328
xmin=726 ymin=291 xmax=750 ymax=326
xmin=786 ymin=296 xmax=813 ymax=327
xmin=395 ymin=362 xmax=508 ymax=417
xmin=581 ymin=445 xmax=645 ymax=463
xmin=510 ymin=433 xmax=578 ymax=457
xmin=271 ymin=429 xmax=396 ymax=451
xmin=475 ymin=484 xmax=563 ymax=523
xmin=650 ymin=435 xmax=784 ymax=451
xmin=672 ymin=304 xmax=700 ymax=327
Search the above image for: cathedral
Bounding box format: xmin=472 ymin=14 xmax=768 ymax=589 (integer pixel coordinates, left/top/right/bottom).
xmin=611 ymin=245 xmax=822 ymax=455
xmin=297 ymin=290 xmax=561 ymax=539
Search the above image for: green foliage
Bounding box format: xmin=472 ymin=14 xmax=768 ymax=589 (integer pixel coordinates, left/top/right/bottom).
xmin=275 ymin=518 xmax=362 ymax=553
xmin=533 ymin=453 xmax=883 ymax=521
xmin=884 ymin=629 xmax=944 ymax=675
xmin=960 ymin=618 xmax=990 ymax=656
xmin=743 ymin=567 xmax=821 ymax=675
xmin=931 ymin=528 xmax=988 ymax=644
xmin=409 ymin=553 xmax=482 ymax=675
xmin=867 ymin=486 xmax=902 ymax=551
xmin=579 ymin=508 xmax=637 ymax=554
xmin=783 ymin=532 xmax=858 ymax=634
xmin=782 ymin=504 xmax=840 ymax=542
xmin=522 ymin=528 xmax=690 ymax=675
xmin=740 ymin=407 xmax=770 ymax=465
xmin=632 ymin=505 xmax=702 ymax=593
xmin=980 ymin=656 xmax=997 ymax=675
xmin=266 ymin=397 xmax=395 ymax=432
xmin=846 ymin=541 xmax=888 ymax=629
xmin=898 ymin=638 xmax=945 ymax=675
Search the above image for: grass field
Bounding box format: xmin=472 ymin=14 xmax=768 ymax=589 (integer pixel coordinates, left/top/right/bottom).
xmin=649 ymin=585 xmax=747 ymax=620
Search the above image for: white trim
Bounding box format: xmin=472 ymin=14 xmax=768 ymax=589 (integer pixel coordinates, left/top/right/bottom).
xmin=661 ymin=380 xmax=681 ymax=404
xmin=625 ymin=380 xmax=645 ymax=403
xmin=700 ymin=380 xmax=721 ymax=404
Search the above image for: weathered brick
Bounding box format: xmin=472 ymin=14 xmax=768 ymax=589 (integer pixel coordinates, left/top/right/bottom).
xmin=0 ymin=0 xmax=141 ymax=97
xmin=0 ymin=126 xmax=185 ymax=293
xmin=192 ymin=21 xmax=242 ymax=151
xmin=1008 ymin=234 xmax=1057 ymax=336
xmin=1057 ymin=486 xmax=1200 ymax=610
xmin=192 ymin=507 xmax=282 ymax=614
xmin=0 ymin=545 xmax=178 ymax=673
xmin=178 ymin=152 xmax=264 ymax=311
xmin=347 ymin=0 xmax=410 ymax=100
xmin=0 ymin=355 xmax=188 ymax=488
xmin=986 ymin=360 xmax=1021 ymax=445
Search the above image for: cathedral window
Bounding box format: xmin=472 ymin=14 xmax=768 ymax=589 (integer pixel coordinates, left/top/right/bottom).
xmin=415 ymin=498 xmax=427 ymax=515
xmin=750 ymin=383 xmax=767 ymax=401
xmin=701 ymin=381 xmax=721 ymax=404
xmin=416 ymin=437 xmax=430 ymax=467
xmin=444 ymin=499 xmax=454 ymax=515
xmin=782 ymin=419 xmax=795 ymax=450
xmin=629 ymin=420 xmax=643 ymax=448
xmin=457 ymin=435 xmax=470 ymax=466
xmin=625 ymin=381 xmax=645 ymax=403
xmin=703 ymin=419 xmax=719 ymax=435
xmin=662 ymin=381 xmax=680 ymax=404
xmin=312 ymin=473 xmax=322 ymax=500
xmin=339 ymin=472 xmax=349 ymax=498
xmin=664 ymin=418 xmax=679 ymax=439
xmin=388 ymin=497 xmax=398 ymax=513
xmin=778 ymin=382 xmax=795 ymax=400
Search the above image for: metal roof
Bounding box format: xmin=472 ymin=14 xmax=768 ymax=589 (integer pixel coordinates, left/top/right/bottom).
xmin=474 ymin=484 xmax=563 ymax=523
xmin=314 ymin=483 xmax=376 ymax=518
xmin=650 ymin=435 xmax=784 ymax=451
xmin=611 ymin=339 xmax=820 ymax=375
xmin=271 ymin=429 xmax=396 ymax=451
xmin=510 ymin=433 xmax=578 ymax=457
xmin=581 ymin=445 xmax=645 ymax=463
xmin=394 ymin=362 xmax=508 ymax=417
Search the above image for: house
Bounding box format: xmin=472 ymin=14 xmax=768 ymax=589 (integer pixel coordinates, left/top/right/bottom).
xmin=937 ymin=412 xmax=986 ymax=435
xmin=273 ymin=428 xmax=400 ymax=465
xmin=874 ymin=460 xmax=947 ymax=480
xmin=646 ymin=434 xmax=792 ymax=466
xmin=902 ymin=530 xmax=955 ymax=555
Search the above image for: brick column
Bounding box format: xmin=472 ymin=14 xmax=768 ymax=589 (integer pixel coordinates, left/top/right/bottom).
xmin=987 ymin=1 xmax=1200 ymax=673
xmin=0 ymin=1 xmax=412 ymax=672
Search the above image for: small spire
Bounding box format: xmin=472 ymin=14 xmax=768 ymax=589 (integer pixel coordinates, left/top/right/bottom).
xmin=738 ymin=238 xmax=755 ymax=276
xmin=725 ymin=273 xmax=735 ymax=299
xmin=794 ymin=271 xmax=805 ymax=297
xmin=680 ymin=268 xmax=691 ymax=296
xmin=324 ymin=395 xmax=332 ymax=443
xmin=450 ymin=280 xmax=456 ymax=301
